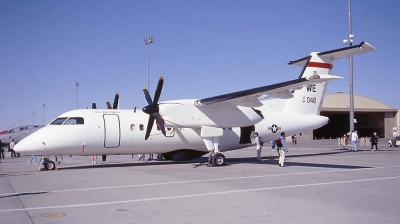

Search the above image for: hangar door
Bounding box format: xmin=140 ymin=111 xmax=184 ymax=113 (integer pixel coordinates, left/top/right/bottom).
xmin=103 ymin=114 xmax=121 ymax=148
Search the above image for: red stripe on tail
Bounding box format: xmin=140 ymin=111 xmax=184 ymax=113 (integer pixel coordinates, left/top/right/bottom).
xmin=307 ymin=62 xmax=333 ymax=69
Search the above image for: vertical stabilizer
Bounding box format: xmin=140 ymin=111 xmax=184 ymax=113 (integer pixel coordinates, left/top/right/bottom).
xmin=283 ymin=42 xmax=375 ymax=115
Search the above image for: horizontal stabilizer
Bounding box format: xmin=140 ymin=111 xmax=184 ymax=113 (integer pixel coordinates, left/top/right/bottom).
xmin=289 ymin=42 xmax=376 ymax=67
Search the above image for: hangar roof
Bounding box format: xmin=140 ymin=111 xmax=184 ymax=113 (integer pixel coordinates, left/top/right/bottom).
xmin=322 ymin=92 xmax=397 ymax=112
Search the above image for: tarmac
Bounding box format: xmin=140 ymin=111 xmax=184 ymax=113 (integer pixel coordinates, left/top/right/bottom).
xmin=1 ymin=139 xmax=400 ymax=224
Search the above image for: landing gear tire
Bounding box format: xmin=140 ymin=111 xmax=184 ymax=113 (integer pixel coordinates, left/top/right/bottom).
xmin=44 ymin=161 xmax=56 ymax=170
xmin=211 ymin=153 xmax=227 ymax=167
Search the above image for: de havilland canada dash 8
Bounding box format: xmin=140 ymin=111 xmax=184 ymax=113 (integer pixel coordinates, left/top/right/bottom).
xmin=14 ymin=42 xmax=375 ymax=169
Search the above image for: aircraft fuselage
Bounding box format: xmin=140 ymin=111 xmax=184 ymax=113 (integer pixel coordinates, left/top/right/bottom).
xmin=15 ymin=105 xmax=328 ymax=156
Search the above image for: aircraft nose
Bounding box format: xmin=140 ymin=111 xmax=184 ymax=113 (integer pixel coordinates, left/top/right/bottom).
xmin=14 ymin=136 xmax=45 ymax=156
xmin=14 ymin=139 xmax=27 ymax=155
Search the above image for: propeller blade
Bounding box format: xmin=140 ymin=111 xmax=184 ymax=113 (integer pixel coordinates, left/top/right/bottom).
xmin=106 ymin=101 xmax=112 ymax=109
xmin=143 ymin=88 xmax=153 ymax=105
xmin=145 ymin=115 xmax=155 ymax=140
xmin=112 ymin=93 xmax=119 ymax=109
xmin=153 ymin=76 xmax=164 ymax=104
xmin=142 ymin=76 xmax=165 ymax=141
xmin=154 ymin=113 xmax=166 ymax=137
xmin=92 ymin=103 xmax=97 ymax=109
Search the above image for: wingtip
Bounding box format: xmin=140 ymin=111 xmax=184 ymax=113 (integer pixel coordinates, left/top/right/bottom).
xmin=318 ymin=74 xmax=343 ymax=80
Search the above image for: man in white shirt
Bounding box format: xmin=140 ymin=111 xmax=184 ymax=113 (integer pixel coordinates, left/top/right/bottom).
xmin=278 ymin=132 xmax=288 ymax=167
xmin=10 ymin=139 xmax=16 ymax=158
xmin=351 ymin=130 xmax=359 ymax=152
xmin=254 ymin=132 xmax=263 ymax=161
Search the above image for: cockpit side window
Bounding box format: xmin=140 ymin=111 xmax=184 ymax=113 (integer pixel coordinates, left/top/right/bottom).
xmin=50 ymin=117 xmax=68 ymax=125
xmin=64 ymin=117 xmax=85 ymax=125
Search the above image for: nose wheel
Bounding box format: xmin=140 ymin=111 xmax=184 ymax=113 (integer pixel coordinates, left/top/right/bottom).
xmin=39 ymin=157 xmax=57 ymax=171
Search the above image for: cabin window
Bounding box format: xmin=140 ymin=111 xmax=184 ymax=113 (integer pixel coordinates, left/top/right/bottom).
xmin=139 ymin=124 xmax=144 ymax=131
xmin=64 ymin=117 xmax=84 ymax=125
xmin=50 ymin=117 xmax=68 ymax=125
xmin=130 ymin=124 xmax=135 ymax=131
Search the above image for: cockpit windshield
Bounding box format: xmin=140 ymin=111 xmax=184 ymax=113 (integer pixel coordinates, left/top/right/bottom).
xmin=64 ymin=117 xmax=84 ymax=125
xmin=50 ymin=117 xmax=68 ymax=125
xmin=50 ymin=117 xmax=84 ymax=125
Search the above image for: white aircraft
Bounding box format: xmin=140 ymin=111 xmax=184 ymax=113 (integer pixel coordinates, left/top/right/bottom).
xmin=15 ymin=42 xmax=375 ymax=169
xmin=0 ymin=125 xmax=43 ymax=149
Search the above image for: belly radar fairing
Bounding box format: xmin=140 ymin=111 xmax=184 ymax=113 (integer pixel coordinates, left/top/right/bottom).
xmin=14 ymin=42 xmax=376 ymax=168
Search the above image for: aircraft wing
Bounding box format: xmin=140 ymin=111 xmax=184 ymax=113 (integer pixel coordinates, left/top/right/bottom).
xmin=194 ymin=74 xmax=341 ymax=107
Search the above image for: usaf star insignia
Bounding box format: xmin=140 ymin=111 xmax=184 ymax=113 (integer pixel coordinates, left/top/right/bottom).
xmin=268 ymin=124 xmax=281 ymax=133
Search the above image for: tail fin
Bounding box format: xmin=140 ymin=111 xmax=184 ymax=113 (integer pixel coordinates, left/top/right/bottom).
xmin=283 ymin=42 xmax=375 ymax=115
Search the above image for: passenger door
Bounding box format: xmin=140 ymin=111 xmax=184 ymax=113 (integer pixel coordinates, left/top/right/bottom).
xmin=103 ymin=114 xmax=120 ymax=148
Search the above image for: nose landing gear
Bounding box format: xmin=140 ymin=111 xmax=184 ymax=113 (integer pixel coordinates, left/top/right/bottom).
xmin=38 ymin=156 xmax=60 ymax=171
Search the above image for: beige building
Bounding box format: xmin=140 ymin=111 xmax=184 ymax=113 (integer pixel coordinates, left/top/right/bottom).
xmin=311 ymin=92 xmax=399 ymax=139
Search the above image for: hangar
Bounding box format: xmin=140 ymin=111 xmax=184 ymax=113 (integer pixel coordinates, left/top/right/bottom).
xmin=312 ymin=92 xmax=399 ymax=139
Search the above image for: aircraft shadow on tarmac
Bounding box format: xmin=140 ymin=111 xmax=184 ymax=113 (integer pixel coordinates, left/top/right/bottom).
xmin=58 ymin=159 xmax=202 ymax=170
xmin=59 ymin=149 xmax=370 ymax=170
xmin=194 ymin=150 xmax=371 ymax=169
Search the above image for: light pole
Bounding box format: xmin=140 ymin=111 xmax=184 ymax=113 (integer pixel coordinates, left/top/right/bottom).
xmin=342 ymin=0 xmax=355 ymax=132
xmin=43 ymin=104 xmax=45 ymax=126
xmin=144 ymin=35 xmax=154 ymax=91
xmin=75 ymin=82 xmax=80 ymax=109
xmin=33 ymin=111 xmax=35 ymax=125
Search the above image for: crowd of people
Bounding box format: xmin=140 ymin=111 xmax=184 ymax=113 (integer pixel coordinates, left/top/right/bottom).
xmin=253 ymin=130 xmax=382 ymax=167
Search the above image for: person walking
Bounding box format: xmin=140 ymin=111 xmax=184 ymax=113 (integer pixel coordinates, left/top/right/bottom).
xmin=254 ymin=132 xmax=263 ymax=161
xmin=277 ymin=132 xmax=288 ymax=167
xmin=0 ymin=140 xmax=5 ymax=160
xmin=10 ymin=139 xmax=16 ymax=158
xmin=291 ymin=135 xmax=297 ymax=146
xmin=351 ymin=130 xmax=359 ymax=152
xmin=370 ymin=132 xmax=379 ymax=151
xmin=28 ymin=155 xmax=38 ymax=165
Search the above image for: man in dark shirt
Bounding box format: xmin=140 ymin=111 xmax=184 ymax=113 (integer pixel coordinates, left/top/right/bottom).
xmin=370 ymin=132 xmax=379 ymax=151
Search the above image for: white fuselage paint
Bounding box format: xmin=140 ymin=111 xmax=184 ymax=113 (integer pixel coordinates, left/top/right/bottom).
xmin=15 ymin=99 xmax=327 ymax=156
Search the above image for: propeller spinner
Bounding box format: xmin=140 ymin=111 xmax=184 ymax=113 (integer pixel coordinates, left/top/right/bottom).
xmin=142 ymin=76 xmax=166 ymax=140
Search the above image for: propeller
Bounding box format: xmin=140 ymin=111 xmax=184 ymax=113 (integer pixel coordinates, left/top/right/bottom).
xmin=106 ymin=93 xmax=119 ymax=109
xmin=112 ymin=93 xmax=119 ymax=109
xmin=142 ymin=76 xmax=166 ymax=140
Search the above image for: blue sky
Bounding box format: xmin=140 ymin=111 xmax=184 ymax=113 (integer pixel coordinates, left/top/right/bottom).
xmin=1 ymin=0 xmax=399 ymax=129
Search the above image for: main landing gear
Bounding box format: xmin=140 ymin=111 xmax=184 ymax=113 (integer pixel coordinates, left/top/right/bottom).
xmin=207 ymin=152 xmax=227 ymax=167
